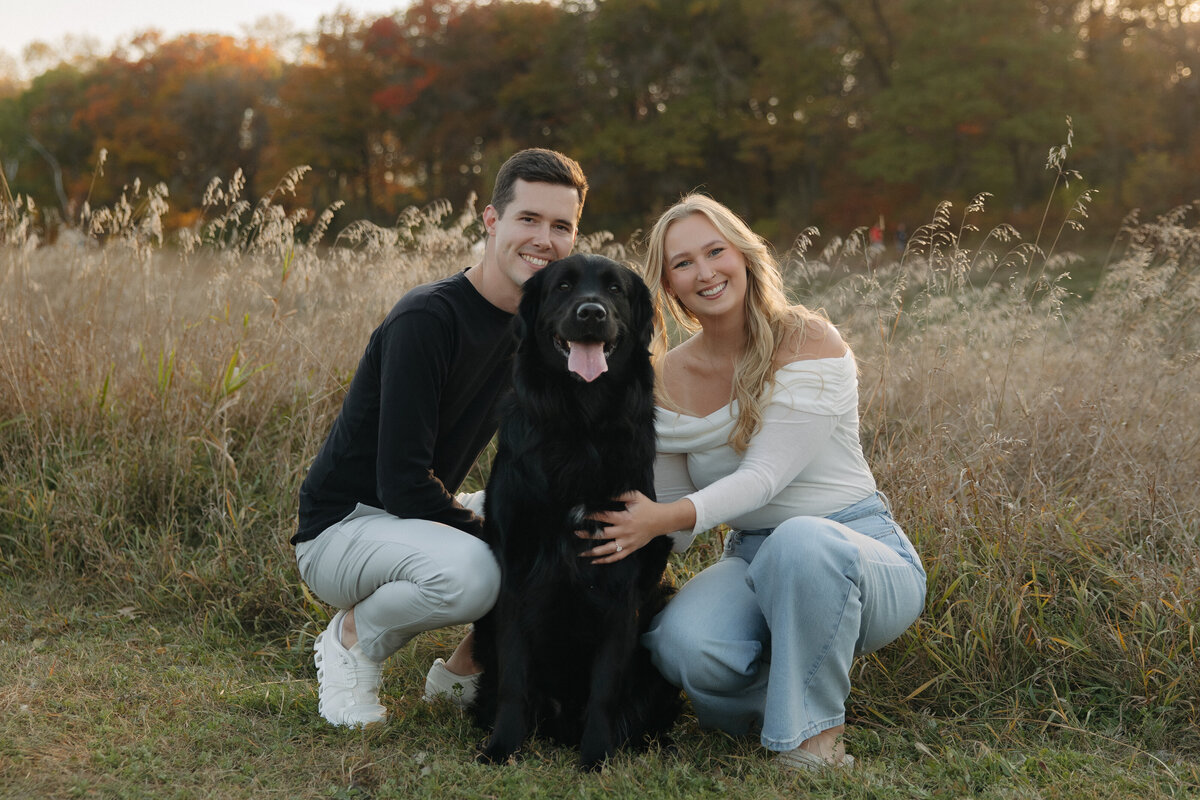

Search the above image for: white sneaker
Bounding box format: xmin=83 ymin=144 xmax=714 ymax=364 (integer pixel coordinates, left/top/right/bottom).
xmin=313 ymin=610 xmax=386 ymax=727
xmin=422 ymin=657 xmax=480 ymax=708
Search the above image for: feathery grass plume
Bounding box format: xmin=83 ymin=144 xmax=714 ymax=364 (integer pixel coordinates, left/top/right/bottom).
xmin=191 ymin=166 xmax=317 ymax=256
xmin=0 ymin=164 xmax=18 ymax=242
xmin=0 ymin=193 xmax=41 ymax=252
xmin=81 ymin=178 xmax=172 ymax=261
xmin=77 ymin=147 xmax=108 ymax=232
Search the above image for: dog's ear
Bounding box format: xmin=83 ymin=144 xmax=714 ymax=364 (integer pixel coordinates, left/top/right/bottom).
xmin=515 ymin=265 xmax=548 ymax=342
xmin=627 ymin=268 xmax=655 ymax=350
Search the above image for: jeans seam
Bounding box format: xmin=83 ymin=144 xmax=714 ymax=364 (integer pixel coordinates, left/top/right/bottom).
xmin=791 ymin=558 xmax=855 ymax=747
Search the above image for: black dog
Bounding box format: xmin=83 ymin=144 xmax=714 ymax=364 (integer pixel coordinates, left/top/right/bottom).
xmin=470 ymin=254 xmax=681 ymax=771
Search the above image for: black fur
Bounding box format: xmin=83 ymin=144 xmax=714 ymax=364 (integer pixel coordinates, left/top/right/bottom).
xmin=470 ymin=254 xmax=681 ymax=771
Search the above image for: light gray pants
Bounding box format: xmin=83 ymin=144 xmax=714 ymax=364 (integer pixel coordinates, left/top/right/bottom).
xmin=294 ymin=496 xmax=499 ymax=663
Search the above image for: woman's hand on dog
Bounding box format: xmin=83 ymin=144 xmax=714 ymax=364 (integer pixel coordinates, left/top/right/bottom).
xmin=578 ymin=491 xmax=696 ymax=563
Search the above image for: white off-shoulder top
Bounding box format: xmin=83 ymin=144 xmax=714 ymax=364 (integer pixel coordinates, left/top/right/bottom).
xmin=655 ymin=350 xmax=877 ymax=551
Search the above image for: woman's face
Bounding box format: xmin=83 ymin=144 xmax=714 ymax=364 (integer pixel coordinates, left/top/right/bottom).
xmin=662 ymin=213 xmax=749 ymax=323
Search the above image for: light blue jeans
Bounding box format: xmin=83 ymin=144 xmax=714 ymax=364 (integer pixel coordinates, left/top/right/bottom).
xmin=643 ymin=492 xmax=926 ymax=751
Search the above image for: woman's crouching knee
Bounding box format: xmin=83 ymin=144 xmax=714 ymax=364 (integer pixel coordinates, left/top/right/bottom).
xmin=643 ymin=612 xmax=760 ymax=695
xmin=755 ymin=517 xmax=855 ymax=575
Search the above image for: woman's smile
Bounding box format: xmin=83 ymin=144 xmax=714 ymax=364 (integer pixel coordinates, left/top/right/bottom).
xmin=663 ymin=214 xmax=749 ymax=321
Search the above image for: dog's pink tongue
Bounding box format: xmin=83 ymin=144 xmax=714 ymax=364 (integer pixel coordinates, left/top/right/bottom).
xmin=567 ymin=341 xmax=607 ymax=382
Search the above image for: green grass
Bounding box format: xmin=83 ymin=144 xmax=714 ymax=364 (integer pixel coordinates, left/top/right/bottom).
xmin=2 ymin=582 xmax=1197 ymax=799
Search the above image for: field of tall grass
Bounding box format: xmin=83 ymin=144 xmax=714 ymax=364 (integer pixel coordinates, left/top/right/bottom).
xmin=2 ymin=157 xmax=1198 ymax=798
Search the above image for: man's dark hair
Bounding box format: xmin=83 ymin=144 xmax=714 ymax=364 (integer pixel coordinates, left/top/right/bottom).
xmin=491 ymin=148 xmax=588 ymax=220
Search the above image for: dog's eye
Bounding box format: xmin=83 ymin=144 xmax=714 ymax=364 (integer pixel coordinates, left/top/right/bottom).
xmin=608 ymin=283 xmax=622 ymax=294
xmin=557 ymin=281 xmax=572 ymax=291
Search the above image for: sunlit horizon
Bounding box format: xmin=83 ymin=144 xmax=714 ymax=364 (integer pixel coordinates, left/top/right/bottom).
xmin=1 ymin=0 xmax=408 ymax=78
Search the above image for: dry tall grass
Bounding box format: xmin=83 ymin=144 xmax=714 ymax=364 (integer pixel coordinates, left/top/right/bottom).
xmin=788 ymin=191 xmax=1200 ymax=749
xmin=1 ymin=163 xmax=1197 ymax=757
xmin=1 ymin=171 xmax=485 ymax=628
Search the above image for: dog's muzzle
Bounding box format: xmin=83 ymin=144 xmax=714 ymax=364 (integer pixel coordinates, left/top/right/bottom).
xmin=554 ymin=300 xmax=617 ymax=383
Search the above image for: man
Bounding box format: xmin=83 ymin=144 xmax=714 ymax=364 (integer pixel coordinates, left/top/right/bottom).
xmin=292 ymin=149 xmax=588 ymax=726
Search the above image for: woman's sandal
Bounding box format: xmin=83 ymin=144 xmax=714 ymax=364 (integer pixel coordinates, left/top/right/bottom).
xmin=774 ymin=747 xmax=856 ymax=772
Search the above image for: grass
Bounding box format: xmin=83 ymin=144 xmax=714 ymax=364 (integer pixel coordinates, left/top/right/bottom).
xmin=2 ymin=150 xmax=1199 ymax=797
xmin=3 ymin=587 xmax=1197 ymax=799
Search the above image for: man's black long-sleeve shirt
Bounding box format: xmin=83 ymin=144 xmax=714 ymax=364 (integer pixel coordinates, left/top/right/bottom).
xmin=293 ymin=271 xmax=515 ymax=544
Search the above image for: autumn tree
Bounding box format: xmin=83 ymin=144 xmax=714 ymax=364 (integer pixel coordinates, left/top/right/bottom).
xmin=2 ymin=33 xmax=280 ymax=225
xmin=386 ymin=0 xmax=571 ymax=211
xmin=85 ymin=34 xmax=280 ymax=213
xmin=3 ymin=0 xmax=1200 ymax=241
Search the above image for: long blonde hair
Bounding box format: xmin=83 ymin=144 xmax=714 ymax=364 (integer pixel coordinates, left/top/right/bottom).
xmin=642 ymin=194 xmax=820 ymax=452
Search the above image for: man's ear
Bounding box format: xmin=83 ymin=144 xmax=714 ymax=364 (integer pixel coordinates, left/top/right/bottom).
xmin=482 ymin=204 xmax=499 ymax=235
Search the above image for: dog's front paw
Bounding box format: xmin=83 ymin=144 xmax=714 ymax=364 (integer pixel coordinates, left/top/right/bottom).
xmin=579 ymin=731 xmax=616 ymax=773
xmin=476 ymin=736 xmax=521 ymax=766
xmin=579 ymin=749 xmax=611 ymax=773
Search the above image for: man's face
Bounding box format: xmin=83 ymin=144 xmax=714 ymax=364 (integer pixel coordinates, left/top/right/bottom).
xmin=483 ymin=178 xmax=581 ymax=293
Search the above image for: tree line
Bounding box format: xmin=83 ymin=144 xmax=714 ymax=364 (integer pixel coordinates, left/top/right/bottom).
xmin=2 ymin=0 xmax=1198 ymax=246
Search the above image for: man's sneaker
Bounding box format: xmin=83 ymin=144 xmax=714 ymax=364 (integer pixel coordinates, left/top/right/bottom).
xmin=422 ymin=657 xmax=480 ymax=709
xmin=313 ymin=609 xmax=386 ymax=727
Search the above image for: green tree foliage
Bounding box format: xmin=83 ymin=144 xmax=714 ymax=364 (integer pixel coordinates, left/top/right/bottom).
xmin=552 ymin=0 xmax=763 ymax=232
xmin=852 ymin=0 xmax=1082 ymax=213
xmin=1 ymin=65 xmax=93 ymax=219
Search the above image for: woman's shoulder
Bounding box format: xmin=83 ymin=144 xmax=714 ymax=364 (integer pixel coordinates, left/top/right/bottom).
xmin=768 ymin=318 xmax=858 ymax=412
xmin=775 ymin=316 xmax=848 ymax=367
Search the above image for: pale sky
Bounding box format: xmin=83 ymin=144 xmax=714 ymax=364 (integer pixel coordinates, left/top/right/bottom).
xmin=2 ymin=0 xmax=405 ymax=71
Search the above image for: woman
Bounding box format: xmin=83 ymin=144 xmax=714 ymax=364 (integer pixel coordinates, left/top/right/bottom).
xmin=581 ymin=195 xmax=926 ymax=770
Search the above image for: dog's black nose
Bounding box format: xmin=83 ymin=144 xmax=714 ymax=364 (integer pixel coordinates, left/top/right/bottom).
xmin=576 ymin=302 xmax=607 ymax=322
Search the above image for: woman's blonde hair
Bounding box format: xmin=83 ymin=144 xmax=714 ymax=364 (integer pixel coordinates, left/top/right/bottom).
xmin=642 ymin=194 xmax=821 ymax=452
